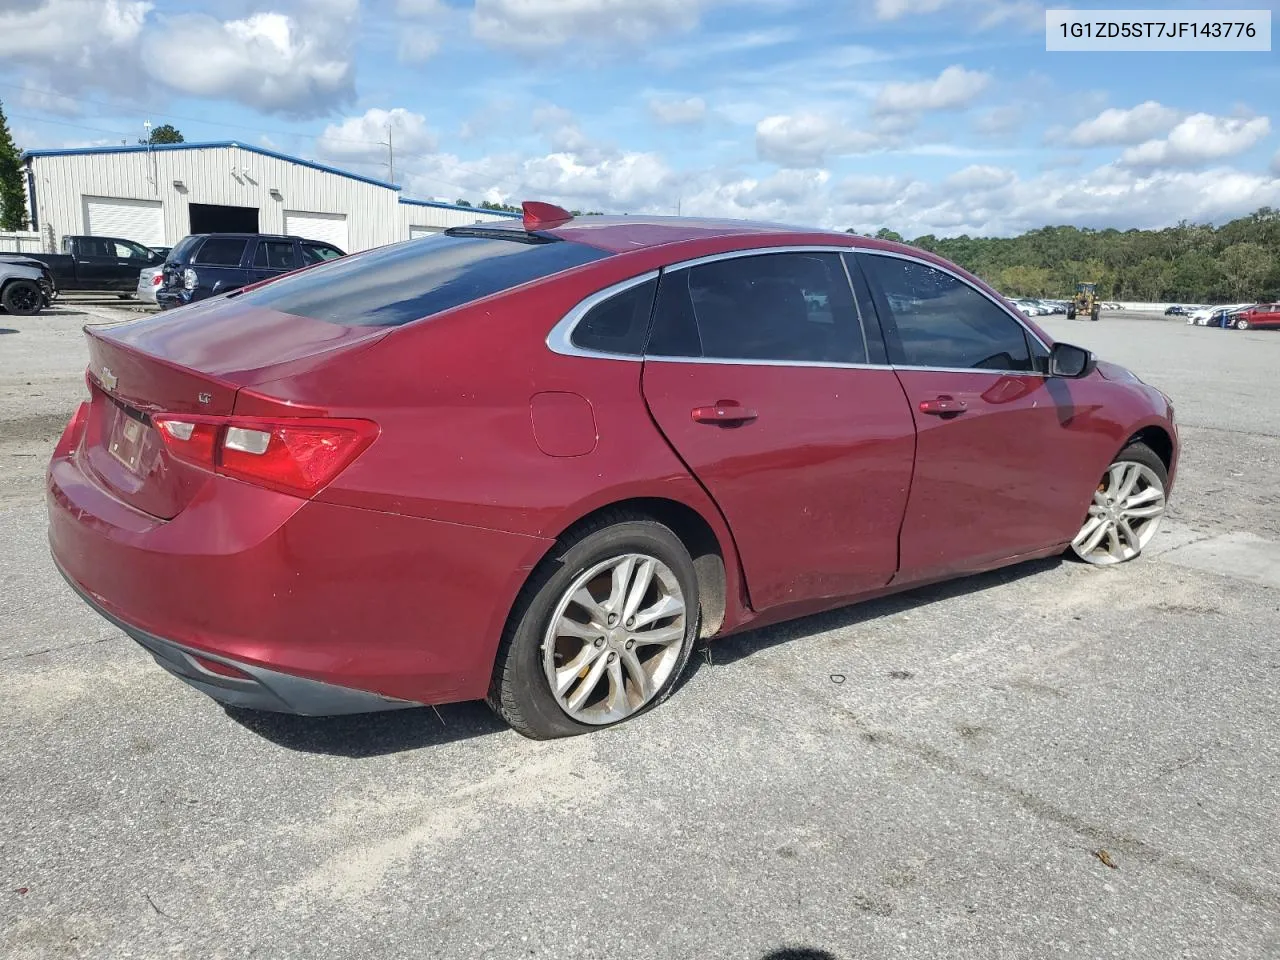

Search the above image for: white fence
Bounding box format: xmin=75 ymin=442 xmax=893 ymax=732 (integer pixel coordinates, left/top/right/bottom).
xmin=0 ymin=232 xmax=45 ymax=255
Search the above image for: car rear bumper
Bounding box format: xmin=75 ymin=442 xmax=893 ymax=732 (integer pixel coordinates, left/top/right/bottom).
xmin=47 ymin=427 xmax=553 ymax=714
xmin=56 ymin=562 xmax=415 ymax=714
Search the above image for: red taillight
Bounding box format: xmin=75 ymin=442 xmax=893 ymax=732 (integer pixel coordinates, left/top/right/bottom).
xmin=152 ymin=415 xmax=377 ymax=498
xmin=151 ymin=273 xmax=163 ymax=286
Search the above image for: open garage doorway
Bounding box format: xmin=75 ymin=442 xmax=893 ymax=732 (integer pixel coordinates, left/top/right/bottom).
xmin=189 ymin=203 xmax=259 ymax=234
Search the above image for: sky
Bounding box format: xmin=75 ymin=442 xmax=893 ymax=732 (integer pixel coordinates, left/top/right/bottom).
xmin=0 ymin=0 xmax=1277 ymax=237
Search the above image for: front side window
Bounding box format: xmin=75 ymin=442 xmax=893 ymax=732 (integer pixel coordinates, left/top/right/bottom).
xmin=193 ymin=238 xmax=249 ymax=267
xmin=570 ymin=278 xmax=657 ymax=356
xmin=647 ymin=252 xmax=866 ymax=364
xmin=859 ymin=255 xmax=1034 ymax=372
xmin=112 ymin=240 xmax=152 ymax=260
xmin=301 ymin=242 xmax=344 ymax=265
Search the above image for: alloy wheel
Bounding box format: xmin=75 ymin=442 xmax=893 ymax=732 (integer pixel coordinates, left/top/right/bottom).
xmin=8 ymin=284 xmax=39 ymax=314
xmin=1235 ymin=318 xmax=1249 ymax=330
xmin=542 ymin=553 xmax=687 ymax=725
xmin=1071 ymin=460 xmax=1166 ymax=565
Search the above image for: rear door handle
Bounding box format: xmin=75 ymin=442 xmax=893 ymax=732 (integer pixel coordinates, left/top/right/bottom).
xmin=918 ymin=395 xmax=967 ymax=417
xmin=692 ymin=400 xmax=758 ymax=425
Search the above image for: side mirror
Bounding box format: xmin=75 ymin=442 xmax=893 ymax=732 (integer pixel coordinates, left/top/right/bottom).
xmin=1049 ymin=342 xmax=1095 ymax=378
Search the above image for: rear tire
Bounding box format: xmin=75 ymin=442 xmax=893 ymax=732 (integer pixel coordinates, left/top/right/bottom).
xmin=1090 ymin=305 xmax=1100 ymax=321
xmin=1069 ymin=442 xmax=1168 ymax=566
xmin=488 ymin=513 xmax=700 ymax=739
xmin=1067 ymin=306 xmax=1076 ymax=320
xmin=1 ymin=280 xmax=42 ymax=317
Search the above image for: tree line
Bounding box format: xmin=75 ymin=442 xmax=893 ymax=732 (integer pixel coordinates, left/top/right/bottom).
xmin=858 ymin=208 xmax=1280 ymax=304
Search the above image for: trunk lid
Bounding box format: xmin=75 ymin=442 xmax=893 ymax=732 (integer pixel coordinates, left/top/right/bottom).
xmin=78 ymin=302 xmax=390 ymax=519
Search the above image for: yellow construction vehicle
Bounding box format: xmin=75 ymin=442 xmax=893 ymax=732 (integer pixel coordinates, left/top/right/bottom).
xmin=1067 ymin=282 xmax=1100 ymax=321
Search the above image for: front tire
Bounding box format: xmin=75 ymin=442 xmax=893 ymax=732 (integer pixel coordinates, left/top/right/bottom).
xmin=1090 ymin=305 xmax=1100 ymax=321
xmin=1070 ymin=442 xmax=1168 ymax=566
xmin=489 ymin=514 xmax=700 ymax=739
xmin=2 ymin=280 xmax=43 ymax=316
xmin=1067 ymin=306 xmax=1076 ymax=320
xmin=1235 ymin=318 xmax=1250 ymax=330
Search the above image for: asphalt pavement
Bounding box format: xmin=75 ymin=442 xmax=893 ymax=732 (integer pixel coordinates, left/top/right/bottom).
xmin=1 ymin=306 xmax=1277 ymax=959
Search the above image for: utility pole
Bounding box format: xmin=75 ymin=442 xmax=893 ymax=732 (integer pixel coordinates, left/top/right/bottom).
xmin=387 ymin=124 xmax=395 ymax=184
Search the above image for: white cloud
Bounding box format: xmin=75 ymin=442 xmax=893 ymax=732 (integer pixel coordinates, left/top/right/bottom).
xmin=17 ymin=79 xmax=81 ymax=116
xmin=396 ymin=0 xmax=445 ymax=13
xmin=1272 ymin=149 xmax=1280 ymax=177
xmin=648 ymin=96 xmax=707 ymax=125
xmin=471 ymin=0 xmax=701 ymax=52
xmin=945 ymin=164 xmax=1015 ymax=190
xmin=399 ymin=27 xmax=440 ymax=63
xmin=756 ymin=113 xmax=893 ymax=168
xmin=141 ymin=4 xmax=357 ymax=116
xmin=875 ymin=65 xmax=991 ymax=115
xmin=837 ymin=175 xmax=914 ymax=205
xmin=1120 ymin=114 xmax=1272 ymax=168
xmin=318 ymin=108 xmax=436 ymax=166
xmin=0 ymin=0 xmax=151 ymax=90
xmin=974 ymin=104 xmax=1027 ymax=136
xmin=874 ymin=0 xmax=1043 ymax=28
xmin=1066 ymin=101 xmax=1183 ymax=147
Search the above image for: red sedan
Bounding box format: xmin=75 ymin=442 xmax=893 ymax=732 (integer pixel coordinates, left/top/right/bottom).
xmin=1232 ymin=303 xmax=1280 ymax=330
xmin=48 ymin=203 xmax=1178 ymax=738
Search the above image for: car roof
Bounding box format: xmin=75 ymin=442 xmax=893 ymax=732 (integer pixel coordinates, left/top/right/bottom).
xmin=472 ymin=214 xmax=882 ymax=255
xmin=188 ymin=233 xmax=302 ymax=241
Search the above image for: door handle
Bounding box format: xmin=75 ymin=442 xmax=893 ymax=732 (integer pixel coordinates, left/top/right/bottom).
xmin=691 ymin=400 xmax=758 ymax=425
xmin=918 ymin=395 xmax=967 ymax=417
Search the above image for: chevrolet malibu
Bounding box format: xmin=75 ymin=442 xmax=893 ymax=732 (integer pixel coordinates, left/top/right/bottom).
xmin=48 ymin=203 xmax=1178 ymax=739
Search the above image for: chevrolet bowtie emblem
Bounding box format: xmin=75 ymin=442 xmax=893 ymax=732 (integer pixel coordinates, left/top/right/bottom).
xmin=100 ymin=367 xmax=117 ymax=391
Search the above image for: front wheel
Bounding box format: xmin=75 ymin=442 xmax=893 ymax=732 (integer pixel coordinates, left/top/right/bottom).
xmin=1 ymin=279 xmax=43 ymax=316
xmin=1235 ymin=318 xmax=1250 ymax=330
xmin=1070 ymin=443 xmax=1168 ymax=565
xmin=489 ymin=515 xmax=700 ymax=739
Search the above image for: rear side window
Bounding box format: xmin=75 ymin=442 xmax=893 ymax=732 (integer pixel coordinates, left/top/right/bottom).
xmin=647 ymin=252 xmax=866 ymax=364
xmin=242 ymin=233 xmax=610 ymax=327
xmin=253 ymin=241 xmax=298 ymax=270
xmin=570 ymin=279 xmax=657 ymax=355
xmin=193 ymin=238 xmax=248 ymax=267
xmin=860 ymin=255 xmax=1034 ymax=372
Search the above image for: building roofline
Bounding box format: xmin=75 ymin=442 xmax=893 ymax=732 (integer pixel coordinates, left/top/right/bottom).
xmin=397 ymin=197 xmax=522 ymax=218
xmin=21 ymin=141 xmax=402 ymax=191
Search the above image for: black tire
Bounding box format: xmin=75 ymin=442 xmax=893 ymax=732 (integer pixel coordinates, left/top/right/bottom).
xmin=488 ymin=512 xmax=701 ymax=739
xmin=116 ymin=293 xmax=133 ymax=300
xmin=1 ymin=279 xmax=42 ymax=317
xmin=1090 ymin=306 xmax=1100 ymax=321
xmin=1068 ymin=441 xmax=1168 ymax=564
xmin=1067 ymin=306 xmax=1076 ymax=319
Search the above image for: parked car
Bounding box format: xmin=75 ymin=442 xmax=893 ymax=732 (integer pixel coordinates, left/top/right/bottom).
xmin=149 ymin=246 xmax=171 ymax=260
xmin=136 ymin=265 xmax=164 ymax=304
xmin=1164 ymin=305 xmax=1187 ymax=316
xmin=157 ymin=233 xmax=346 ymax=310
xmin=1 ymin=258 xmax=55 ymax=316
xmin=1230 ymin=302 xmax=1280 ymax=330
xmin=0 ymin=235 xmax=164 ymax=294
xmin=48 ymin=203 xmax=1178 ymax=738
xmin=1200 ymin=303 xmax=1255 ymax=328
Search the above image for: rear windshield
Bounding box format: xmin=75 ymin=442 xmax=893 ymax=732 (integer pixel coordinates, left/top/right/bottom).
xmin=168 ymin=236 xmax=201 ymax=264
xmin=239 ymin=233 xmax=610 ymax=327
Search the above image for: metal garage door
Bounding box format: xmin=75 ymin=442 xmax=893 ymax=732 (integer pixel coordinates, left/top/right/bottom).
xmin=284 ymin=211 xmax=350 ymax=252
xmin=409 ymin=225 xmax=444 ymax=239
xmin=84 ymin=197 xmax=165 ymax=247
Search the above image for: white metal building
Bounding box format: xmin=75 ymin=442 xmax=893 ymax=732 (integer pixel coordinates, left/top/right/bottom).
xmin=21 ymin=141 xmax=519 ymax=254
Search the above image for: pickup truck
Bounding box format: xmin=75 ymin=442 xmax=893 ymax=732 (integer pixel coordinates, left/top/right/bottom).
xmin=0 ymin=235 xmax=165 ymax=294
xmin=157 ymin=233 xmax=345 ymax=310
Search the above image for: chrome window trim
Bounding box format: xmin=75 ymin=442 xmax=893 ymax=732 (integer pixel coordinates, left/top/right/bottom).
xmin=644 ymin=355 xmax=893 ymax=371
xmin=545 ymin=270 xmax=659 ymax=361
xmin=854 ymin=248 xmax=1052 ymax=353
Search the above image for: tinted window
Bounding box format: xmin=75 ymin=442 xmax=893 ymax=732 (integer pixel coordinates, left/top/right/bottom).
xmin=112 ymin=240 xmax=151 ymax=260
xmin=860 ymin=255 xmax=1033 ymax=371
xmin=570 ymin=279 xmax=657 ymax=355
xmin=647 ymin=252 xmax=865 ymax=364
xmin=193 ymin=238 xmax=249 ymax=267
xmin=253 ymin=241 xmax=298 ymax=270
xmin=242 ymin=234 xmax=610 ymax=327
xmin=168 ymin=236 xmax=201 ymax=264
xmin=301 ymin=242 xmax=344 ymax=265
xmin=78 ymin=238 xmax=112 ymax=258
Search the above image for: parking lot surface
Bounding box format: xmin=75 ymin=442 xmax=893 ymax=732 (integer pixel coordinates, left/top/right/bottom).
xmin=1 ymin=307 xmax=1277 ymax=959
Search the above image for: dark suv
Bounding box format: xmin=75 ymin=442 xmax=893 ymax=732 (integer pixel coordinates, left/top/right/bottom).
xmin=157 ymin=234 xmax=345 ymax=310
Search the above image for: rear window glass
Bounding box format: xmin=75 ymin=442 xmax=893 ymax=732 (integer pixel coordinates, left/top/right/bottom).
xmin=193 ymin=238 xmax=248 ymax=267
xmin=242 ymin=233 xmax=610 ymax=327
xmin=168 ymin=236 xmax=200 ymax=264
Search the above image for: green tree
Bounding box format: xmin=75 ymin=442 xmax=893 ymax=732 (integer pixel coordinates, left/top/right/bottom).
xmin=0 ymin=99 xmax=29 ymax=231
xmin=139 ymin=124 xmax=184 ymax=145
xmin=874 ymin=228 xmax=904 ymax=242
xmin=1218 ymin=242 xmax=1271 ymax=301
xmin=454 ymin=198 xmax=472 ymax=207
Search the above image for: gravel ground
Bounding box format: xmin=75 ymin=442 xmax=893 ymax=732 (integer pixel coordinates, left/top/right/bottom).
xmin=1 ymin=306 xmax=1277 ymax=960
